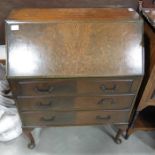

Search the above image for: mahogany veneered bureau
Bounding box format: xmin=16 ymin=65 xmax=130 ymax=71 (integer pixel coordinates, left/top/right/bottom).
xmin=5 ymin=8 xmax=144 ymax=148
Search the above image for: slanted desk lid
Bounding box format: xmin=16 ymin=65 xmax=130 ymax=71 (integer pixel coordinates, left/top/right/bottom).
xmin=6 ymin=8 xmax=144 ymax=78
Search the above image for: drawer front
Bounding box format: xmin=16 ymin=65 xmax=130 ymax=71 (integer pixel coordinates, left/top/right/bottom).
xmin=78 ymin=79 xmax=133 ymax=94
xmin=16 ymin=80 xmax=76 ymax=96
xmin=21 ymin=110 xmax=129 ymax=127
xmin=17 ymin=95 xmax=135 ymax=111
xmin=11 ymin=79 xmax=134 ymax=97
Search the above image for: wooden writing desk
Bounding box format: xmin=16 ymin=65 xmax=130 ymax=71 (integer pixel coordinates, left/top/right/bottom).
xmin=6 ymin=8 xmax=144 ymax=148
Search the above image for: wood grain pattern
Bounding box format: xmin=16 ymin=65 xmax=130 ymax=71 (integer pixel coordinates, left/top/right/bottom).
xmin=142 ymin=8 xmax=155 ymax=27
xmin=9 ymin=77 xmax=141 ymax=97
xmin=20 ymin=110 xmax=130 ymax=127
xmin=17 ymin=95 xmax=135 ymax=111
xmin=136 ymin=22 xmax=155 ymax=110
xmin=0 ymin=0 xmax=138 ymax=44
xmin=144 ymin=22 xmax=155 ymax=73
xmin=6 ymin=8 xmax=144 ymax=78
xmin=138 ymin=66 xmax=155 ymax=110
xmin=8 ymin=8 xmax=140 ymax=21
xmin=143 ymin=0 xmax=155 ymax=8
xmin=142 ymin=0 xmax=155 ymax=26
xmin=125 ymin=18 xmax=155 ymax=137
xmin=6 ymin=8 xmax=144 ymax=143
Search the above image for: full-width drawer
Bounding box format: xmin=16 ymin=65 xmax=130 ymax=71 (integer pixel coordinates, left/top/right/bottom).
xmin=11 ymin=79 xmax=134 ymax=96
xmin=21 ymin=110 xmax=129 ymax=127
xmin=17 ymin=95 xmax=135 ymax=111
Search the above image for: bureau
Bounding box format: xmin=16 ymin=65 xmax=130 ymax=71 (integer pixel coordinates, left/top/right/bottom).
xmin=6 ymin=8 xmax=144 ymax=148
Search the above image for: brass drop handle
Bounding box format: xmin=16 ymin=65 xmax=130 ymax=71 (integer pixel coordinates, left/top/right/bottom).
xmin=98 ymin=98 xmax=114 ymax=105
xmin=100 ymin=84 xmax=116 ymax=92
xmin=35 ymin=86 xmax=54 ymax=93
xmin=38 ymin=101 xmax=53 ymax=107
xmin=96 ymin=115 xmax=111 ymax=120
xmin=41 ymin=116 xmax=55 ymax=122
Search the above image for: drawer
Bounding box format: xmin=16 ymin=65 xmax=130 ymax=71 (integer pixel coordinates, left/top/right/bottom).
xmin=17 ymin=95 xmax=135 ymax=111
xmin=15 ymin=80 xmax=77 ymax=96
xmin=21 ymin=110 xmax=129 ymax=127
xmin=11 ymin=78 xmax=134 ymax=97
xmin=78 ymin=79 xmax=133 ymax=94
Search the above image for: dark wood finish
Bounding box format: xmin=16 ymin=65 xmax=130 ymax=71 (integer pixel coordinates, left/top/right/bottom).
xmin=77 ymin=78 xmax=140 ymax=94
xmin=144 ymin=20 xmax=155 ymax=72
xmin=114 ymin=129 xmax=123 ymax=144
xmin=125 ymin=107 xmax=155 ymax=139
xmin=17 ymin=95 xmax=135 ymax=111
xmin=21 ymin=110 xmax=130 ymax=127
xmin=9 ymin=77 xmax=142 ymax=96
xmin=135 ymin=109 xmax=155 ymax=130
xmin=8 ymin=8 xmax=140 ymax=21
xmin=16 ymin=80 xmax=76 ymax=96
xmin=6 ymin=8 xmax=143 ymax=78
xmin=142 ymin=9 xmax=155 ymax=27
xmin=143 ymin=0 xmax=155 ymax=8
xmin=0 ymin=0 xmax=139 ymax=44
xmin=126 ymin=66 xmax=155 ymax=137
xmin=23 ymin=128 xmax=35 ymax=149
xmin=143 ymin=9 xmax=155 ymax=27
xmin=138 ymin=66 xmax=155 ymax=111
xmin=6 ymin=8 xmax=144 ymax=147
xmin=125 ymin=1 xmax=155 ymax=138
xmin=142 ymin=0 xmax=155 ymax=28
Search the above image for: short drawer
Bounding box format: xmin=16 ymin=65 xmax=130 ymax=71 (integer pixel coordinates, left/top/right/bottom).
xmin=21 ymin=110 xmax=129 ymax=127
xmin=17 ymin=95 xmax=135 ymax=111
xmin=78 ymin=79 xmax=133 ymax=94
xmin=15 ymin=80 xmax=76 ymax=96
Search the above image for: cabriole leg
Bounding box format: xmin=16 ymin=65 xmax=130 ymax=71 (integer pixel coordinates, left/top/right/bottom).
xmin=114 ymin=129 xmax=123 ymax=144
xmin=23 ymin=128 xmax=35 ymax=149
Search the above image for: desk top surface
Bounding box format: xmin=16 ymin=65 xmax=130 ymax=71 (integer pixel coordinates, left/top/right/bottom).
xmin=8 ymin=8 xmax=140 ymax=21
